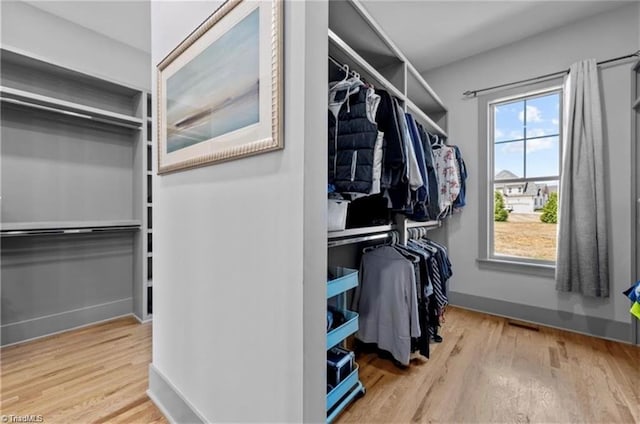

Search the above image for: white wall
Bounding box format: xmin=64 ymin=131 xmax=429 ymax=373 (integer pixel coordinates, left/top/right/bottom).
xmin=0 ymin=0 xmax=150 ymax=90
xmin=150 ymin=1 xmax=326 ymax=422
xmin=424 ymin=4 xmax=638 ymax=327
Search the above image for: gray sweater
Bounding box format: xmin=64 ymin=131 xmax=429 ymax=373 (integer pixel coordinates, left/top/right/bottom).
xmin=353 ymin=246 xmax=420 ymax=365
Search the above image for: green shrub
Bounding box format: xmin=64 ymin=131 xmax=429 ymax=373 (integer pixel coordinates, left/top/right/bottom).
xmin=540 ymin=192 xmax=558 ymax=224
xmin=494 ymin=191 xmax=509 ymax=222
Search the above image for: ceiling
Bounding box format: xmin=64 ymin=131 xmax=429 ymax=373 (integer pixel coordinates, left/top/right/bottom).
xmin=361 ymin=1 xmax=632 ymax=72
xmin=23 ymin=1 xmax=631 ymax=67
xmin=25 ymin=0 xmax=150 ymax=53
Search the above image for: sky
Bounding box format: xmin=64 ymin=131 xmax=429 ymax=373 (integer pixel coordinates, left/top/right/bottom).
xmin=494 ymin=92 xmax=560 ymax=179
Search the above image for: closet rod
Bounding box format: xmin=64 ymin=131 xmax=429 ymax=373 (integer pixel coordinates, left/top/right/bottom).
xmin=462 ymin=50 xmax=640 ymax=97
xmin=1 ymin=226 xmax=140 ymax=238
xmin=327 ymin=232 xmax=392 ymax=248
xmin=0 ymin=97 xmax=142 ymax=130
xmin=328 ymin=55 xmax=362 ymax=80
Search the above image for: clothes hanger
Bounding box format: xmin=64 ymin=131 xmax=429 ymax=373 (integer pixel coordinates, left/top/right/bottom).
xmin=341 ymin=64 xmax=349 ymax=82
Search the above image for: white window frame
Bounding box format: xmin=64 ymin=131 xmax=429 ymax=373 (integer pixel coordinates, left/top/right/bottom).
xmin=477 ymin=80 xmax=563 ymax=277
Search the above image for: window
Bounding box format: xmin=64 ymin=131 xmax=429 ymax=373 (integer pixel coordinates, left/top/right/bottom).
xmin=489 ymin=88 xmax=562 ymax=264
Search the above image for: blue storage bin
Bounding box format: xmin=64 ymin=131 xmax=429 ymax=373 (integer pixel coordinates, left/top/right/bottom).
xmin=327 ymin=363 xmax=360 ymax=411
xmin=327 ymin=309 xmax=358 ymax=350
xmin=327 ymin=267 xmax=358 ymax=299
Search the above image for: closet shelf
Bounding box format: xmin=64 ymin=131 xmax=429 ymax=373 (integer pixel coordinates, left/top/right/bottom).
xmin=329 ymin=0 xmax=404 ymax=69
xmin=329 ymin=30 xmax=404 ymax=100
xmin=0 ymin=86 xmax=143 ymax=129
xmin=406 ymin=100 xmax=448 ymax=137
xmin=406 ymin=63 xmax=447 ymax=115
xmin=328 ymin=224 xmax=396 ymax=240
xmin=1 ymin=220 xmax=141 ymax=237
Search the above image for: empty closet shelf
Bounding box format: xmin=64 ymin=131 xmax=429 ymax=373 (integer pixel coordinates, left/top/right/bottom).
xmin=327 ymin=363 xmax=362 ymax=413
xmin=327 ymin=310 xmax=358 ymax=350
xmin=327 ymin=267 xmax=358 ymax=298
xmin=0 ymin=86 xmax=143 ymax=129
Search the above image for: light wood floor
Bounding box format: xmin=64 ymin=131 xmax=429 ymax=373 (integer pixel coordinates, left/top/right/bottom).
xmin=1 ymin=309 xmax=638 ymax=423
xmin=339 ymin=307 xmax=640 ymax=424
xmin=1 ymin=317 xmax=166 ymax=424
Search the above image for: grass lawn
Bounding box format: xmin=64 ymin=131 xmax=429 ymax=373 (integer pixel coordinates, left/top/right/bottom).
xmin=494 ymin=213 xmax=557 ymax=261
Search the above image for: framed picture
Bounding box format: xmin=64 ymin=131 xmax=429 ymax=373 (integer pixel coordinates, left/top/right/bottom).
xmin=157 ymin=0 xmax=283 ymax=174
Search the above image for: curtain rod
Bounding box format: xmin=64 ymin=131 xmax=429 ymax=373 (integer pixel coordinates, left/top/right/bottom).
xmin=462 ymin=50 xmax=640 ymax=98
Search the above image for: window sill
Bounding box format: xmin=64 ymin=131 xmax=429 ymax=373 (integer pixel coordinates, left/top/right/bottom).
xmin=476 ymin=258 xmax=555 ymax=278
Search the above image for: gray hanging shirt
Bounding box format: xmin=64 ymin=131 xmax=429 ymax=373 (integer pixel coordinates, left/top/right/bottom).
xmin=353 ymin=246 xmax=421 ymax=365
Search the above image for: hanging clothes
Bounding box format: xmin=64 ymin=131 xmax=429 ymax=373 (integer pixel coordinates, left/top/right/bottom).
xmin=405 ymin=113 xmax=429 ymax=218
xmin=353 ymin=246 xmax=420 ymax=366
xmin=328 ymin=79 xmax=383 ymax=195
xmin=327 ymin=64 xmax=469 ymax=221
xmin=452 ymin=145 xmax=468 ymax=210
xmin=417 ymin=124 xmax=441 ymax=220
xmin=353 ymin=237 xmax=454 ymax=366
xmin=374 ymin=89 xmax=405 ymax=190
xmin=431 ymin=142 xmax=461 ymax=218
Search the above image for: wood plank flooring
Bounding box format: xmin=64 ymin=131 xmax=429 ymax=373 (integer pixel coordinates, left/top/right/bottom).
xmin=1 ymin=317 xmax=166 ymax=424
xmin=1 ymin=308 xmax=638 ymax=423
xmin=339 ymin=307 xmax=640 ymax=424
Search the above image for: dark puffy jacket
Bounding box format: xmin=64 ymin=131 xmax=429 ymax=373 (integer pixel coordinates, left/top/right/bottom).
xmin=374 ymin=89 xmax=405 ymax=189
xmin=417 ymin=124 xmax=441 ymax=220
xmin=328 ymin=85 xmax=379 ymax=194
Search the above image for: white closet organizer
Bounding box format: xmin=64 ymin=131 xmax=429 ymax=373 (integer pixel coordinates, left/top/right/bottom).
xmin=326 ymin=1 xmax=449 ymax=421
xmin=0 ymin=47 xmax=153 ymax=346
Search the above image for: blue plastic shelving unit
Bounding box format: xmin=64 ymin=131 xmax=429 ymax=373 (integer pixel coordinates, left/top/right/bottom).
xmin=326 ymin=267 xmax=365 ymax=423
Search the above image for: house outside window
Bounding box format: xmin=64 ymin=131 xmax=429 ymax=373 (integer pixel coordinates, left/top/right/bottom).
xmin=489 ymin=87 xmax=562 ymax=265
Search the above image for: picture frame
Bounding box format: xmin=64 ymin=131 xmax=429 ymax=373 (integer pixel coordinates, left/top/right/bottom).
xmin=157 ymin=0 xmax=283 ymax=174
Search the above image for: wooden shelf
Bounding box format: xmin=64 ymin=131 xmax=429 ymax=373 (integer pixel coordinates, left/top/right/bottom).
xmin=0 ymin=86 xmax=143 ymax=128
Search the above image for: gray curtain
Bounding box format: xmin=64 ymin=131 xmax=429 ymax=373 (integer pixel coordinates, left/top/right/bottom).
xmin=556 ymin=59 xmax=609 ymax=297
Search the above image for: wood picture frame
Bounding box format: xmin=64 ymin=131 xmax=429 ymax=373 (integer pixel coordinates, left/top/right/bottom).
xmin=157 ymin=0 xmax=283 ymax=174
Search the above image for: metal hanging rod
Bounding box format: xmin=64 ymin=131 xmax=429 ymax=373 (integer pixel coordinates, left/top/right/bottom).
xmin=328 ymin=55 xmax=362 ymax=80
xmin=0 ymin=96 xmax=142 ymax=130
xmin=328 ymin=232 xmax=394 ymax=248
xmin=463 ymin=50 xmax=640 ymax=98
xmin=1 ymin=226 xmax=140 ymax=238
